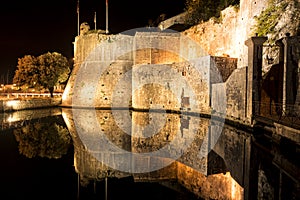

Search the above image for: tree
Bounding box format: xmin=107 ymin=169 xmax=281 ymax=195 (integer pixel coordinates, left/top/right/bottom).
xmin=13 ymin=55 xmax=38 ymax=88
xmin=13 ymin=52 xmax=71 ymax=97
xmin=184 ymin=0 xmax=240 ymax=26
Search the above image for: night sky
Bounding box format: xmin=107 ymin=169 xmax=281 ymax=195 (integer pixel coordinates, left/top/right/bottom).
xmin=0 ymin=0 xmax=186 ymax=83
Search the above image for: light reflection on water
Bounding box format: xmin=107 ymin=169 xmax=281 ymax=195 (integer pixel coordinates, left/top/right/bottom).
xmin=0 ymin=108 xmax=299 ymax=200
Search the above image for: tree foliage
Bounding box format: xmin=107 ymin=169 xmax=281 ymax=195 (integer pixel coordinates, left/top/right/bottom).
xmin=184 ymin=0 xmax=240 ymax=25
xmin=13 ymin=52 xmax=70 ymax=97
xmin=13 ymin=55 xmax=38 ymax=88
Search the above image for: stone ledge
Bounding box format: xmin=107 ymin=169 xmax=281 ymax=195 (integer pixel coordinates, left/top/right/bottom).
xmin=274 ymin=123 xmax=300 ymax=145
xmin=0 ymin=97 xmax=62 ymax=112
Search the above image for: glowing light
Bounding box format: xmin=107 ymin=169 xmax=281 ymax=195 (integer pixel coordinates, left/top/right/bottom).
xmin=6 ymin=100 xmax=19 ymax=108
xmin=223 ymin=171 xmax=243 ymax=200
xmin=61 ymin=111 xmax=70 ymax=127
xmin=62 ymin=86 xmax=70 ymax=101
xmin=6 ymin=114 xmax=16 ymax=123
xmin=231 ymin=176 xmax=237 ymax=199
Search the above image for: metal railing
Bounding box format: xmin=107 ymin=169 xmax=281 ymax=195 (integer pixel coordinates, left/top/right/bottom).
xmin=0 ymin=92 xmax=62 ymax=99
xmin=254 ymin=101 xmax=300 ymax=129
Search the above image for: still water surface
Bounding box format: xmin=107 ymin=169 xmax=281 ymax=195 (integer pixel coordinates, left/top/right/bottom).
xmin=0 ymin=108 xmax=299 ymax=200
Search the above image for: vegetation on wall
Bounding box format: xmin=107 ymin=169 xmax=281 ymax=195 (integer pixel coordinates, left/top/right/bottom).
xmin=254 ymin=0 xmax=300 ymax=42
xmin=254 ymin=0 xmax=288 ymax=41
xmin=184 ymin=0 xmax=240 ymax=25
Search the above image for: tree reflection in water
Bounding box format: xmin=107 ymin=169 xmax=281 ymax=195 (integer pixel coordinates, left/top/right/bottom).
xmin=13 ymin=117 xmax=71 ymax=159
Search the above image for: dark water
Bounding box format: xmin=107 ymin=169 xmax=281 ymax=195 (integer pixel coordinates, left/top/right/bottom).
xmin=0 ymin=108 xmax=299 ymax=200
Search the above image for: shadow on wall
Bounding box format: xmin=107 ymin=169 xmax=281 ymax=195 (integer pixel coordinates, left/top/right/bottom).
xmin=261 ymin=62 xmax=299 ymax=116
xmin=261 ymin=63 xmax=284 ymax=115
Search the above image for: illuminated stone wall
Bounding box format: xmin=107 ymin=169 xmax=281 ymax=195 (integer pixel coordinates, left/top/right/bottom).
xmin=183 ymin=0 xmax=269 ymax=68
xmin=134 ymin=32 xmax=182 ymax=65
xmin=62 ymin=27 xmax=250 ymax=124
xmin=224 ymin=67 xmax=247 ymax=122
xmin=62 ymin=0 xmax=299 ymax=129
xmin=132 ymin=61 xmax=211 ymax=114
xmin=62 ymin=31 xmax=219 ymax=115
xmin=62 ymin=34 xmax=133 ymax=108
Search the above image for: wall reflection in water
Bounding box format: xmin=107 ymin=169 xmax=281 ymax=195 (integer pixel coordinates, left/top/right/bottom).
xmin=62 ymin=108 xmax=247 ymax=199
xmin=1 ymin=108 xmax=298 ymax=199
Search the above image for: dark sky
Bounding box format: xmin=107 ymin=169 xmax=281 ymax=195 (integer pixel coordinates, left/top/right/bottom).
xmin=0 ymin=0 xmax=185 ymax=83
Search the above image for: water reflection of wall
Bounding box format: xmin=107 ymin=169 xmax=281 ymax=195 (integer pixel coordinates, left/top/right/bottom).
xmin=62 ymin=108 xmax=178 ymax=184
xmin=62 ymin=108 xmax=245 ymax=199
xmin=61 ymin=107 xmax=300 ymax=199
xmin=213 ymin=125 xmax=252 ymax=187
xmin=1 ymin=108 xmax=297 ymax=199
xmin=176 ymin=122 xmax=252 ymax=200
xmin=251 ymin=131 xmax=300 ymax=200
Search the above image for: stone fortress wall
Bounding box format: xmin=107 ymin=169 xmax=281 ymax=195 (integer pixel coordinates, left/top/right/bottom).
xmin=63 ymin=0 xmax=299 ymax=125
xmin=182 ymin=0 xmax=270 ymax=124
xmin=62 ymin=30 xmax=237 ymax=117
xmin=183 ymin=0 xmax=269 ymax=68
xmin=60 ymin=0 xmax=300 ymax=199
xmin=182 ymin=0 xmax=300 ymax=125
xmin=62 ymin=0 xmax=300 ymax=134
